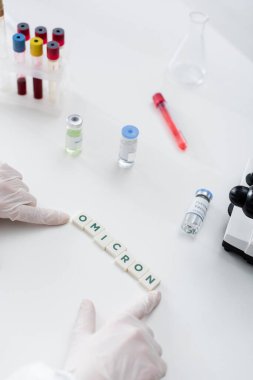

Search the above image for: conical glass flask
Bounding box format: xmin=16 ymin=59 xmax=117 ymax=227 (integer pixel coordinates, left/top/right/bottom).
xmin=169 ymin=12 xmax=209 ymax=86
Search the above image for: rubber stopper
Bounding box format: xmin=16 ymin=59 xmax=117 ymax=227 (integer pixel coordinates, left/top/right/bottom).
xmin=17 ymin=22 xmax=30 ymax=41
xmin=35 ymin=26 xmax=48 ymax=44
xmin=47 ymin=41 xmax=59 ymax=60
xmin=12 ymin=33 xmax=26 ymax=53
xmin=153 ymin=93 xmax=165 ymax=107
xmin=52 ymin=27 xmax=65 ymax=47
xmin=121 ymin=125 xmax=139 ymax=139
xmin=30 ymin=37 xmax=43 ymax=57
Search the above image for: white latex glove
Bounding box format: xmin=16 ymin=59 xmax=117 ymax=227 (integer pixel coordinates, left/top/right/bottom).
xmin=0 ymin=163 xmax=69 ymax=225
xmin=4 ymin=363 xmax=73 ymax=380
xmin=64 ymin=291 xmax=167 ymax=380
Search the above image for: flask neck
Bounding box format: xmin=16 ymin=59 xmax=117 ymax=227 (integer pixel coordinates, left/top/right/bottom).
xmin=188 ymin=12 xmax=209 ymax=37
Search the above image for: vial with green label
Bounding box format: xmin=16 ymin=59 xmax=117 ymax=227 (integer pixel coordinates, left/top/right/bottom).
xmin=65 ymin=114 xmax=83 ymax=155
xmin=181 ymin=188 xmax=213 ymax=235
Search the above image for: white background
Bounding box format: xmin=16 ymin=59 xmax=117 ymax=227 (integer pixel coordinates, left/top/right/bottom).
xmin=0 ymin=1 xmax=253 ymax=379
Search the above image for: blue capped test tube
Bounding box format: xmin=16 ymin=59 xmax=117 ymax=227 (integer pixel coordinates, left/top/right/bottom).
xmin=12 ymin=33 xmax=26 ymax=95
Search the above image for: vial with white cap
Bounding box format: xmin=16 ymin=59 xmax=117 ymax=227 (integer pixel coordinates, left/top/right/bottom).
xmin=118 ymin=125 xmax=139 ymax=168
xmin=181 ymin=188 xmax=213 ymax=235
xmin=65 ymin=114 xmax=83 ymax=155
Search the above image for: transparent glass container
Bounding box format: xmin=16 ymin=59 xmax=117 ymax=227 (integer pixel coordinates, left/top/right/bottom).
xmin=65 ymin=114 xmax=83 ymax=156
xmin=181 ymin=188 xmax=213 ymax=236
xmin=169 ymin=11 xmax=209 ymax=86
xmin=118 ymin=125 xmax=139 ymax=168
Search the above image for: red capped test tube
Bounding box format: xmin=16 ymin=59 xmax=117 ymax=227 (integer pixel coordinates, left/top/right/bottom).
xmin=17 ymin=22 xmax=30 ymax=41
xmin=52 ymin=27 xmax=65 ymax=48
xmin=153 ymin=92 xmax=187 ymax=151
xmin=47 ymin=40 xmax=60 ymax=101
xmin=35 ymin=26 xmax=47 ymax=45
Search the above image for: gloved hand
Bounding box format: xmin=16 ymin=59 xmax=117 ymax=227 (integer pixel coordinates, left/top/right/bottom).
xmin=0 ymin=163 xmax=69 ymax=225
xmin=64 ymin=291 xmax=167 ymax=380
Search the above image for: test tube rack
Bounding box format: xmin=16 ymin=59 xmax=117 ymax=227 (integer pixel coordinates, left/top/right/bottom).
xmin=0 ymin=20 xmax=66 ymax=115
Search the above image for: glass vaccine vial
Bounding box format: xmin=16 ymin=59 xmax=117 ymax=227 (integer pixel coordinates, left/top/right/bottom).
xmin=65 ymin=114 xmax=83 ymax=155
xmin=181 ymin=188 xmax=213 ymax=235
xmin=118 ymin=125 xmax=139 ymax=168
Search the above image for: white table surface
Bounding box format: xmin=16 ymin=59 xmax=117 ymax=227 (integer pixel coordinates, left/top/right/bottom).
xmin=1 ymin=1 xmax=253 ymax=379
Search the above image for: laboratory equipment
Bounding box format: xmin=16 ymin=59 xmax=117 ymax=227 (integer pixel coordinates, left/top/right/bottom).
xmin=17 ymin=22 xmax=30 ymax=41
xmin=118 ymin=125 xmax=139 ymax=168
xmin=181 ymin=188 xmax=213 ymax=235
xmin=153 ymin=92 xmax=187 ymax=151
xmin=223 ymin=159 xmax=253 ymax=264
xmin=0 ymin=19 xmax=67 ymax=113
xmin=30 ymin=36 xmax=43 ymax=99
xmin=169 ymin=11 xmax=209 ymax=86
xmin=0 ymin=0 xmax=7 ymax=58
xmin=12 ymin=33 xmax=27 ymax=95
xmin=47 ymin=40 xmax=60 ymax=101
xmin=35 ymin=26 xmax=47 ymax=44
xmin=52 ymin=27 xmax=65 ymax=48
xmin=65 ymin=114 xmax=83 ymax=155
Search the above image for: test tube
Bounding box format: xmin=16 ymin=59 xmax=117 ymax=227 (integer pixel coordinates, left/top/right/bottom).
xmin=0 ymin=0 xmax=7 ymax=58
xmin=52 ymin=27 xmax=65 ymax=51
xmin=12 ymin=33 xmax=26 ymax=95
xmin=35 ymin=26 xmax=47 ymax=44
xmin=47 ymin=40 xmax=60 ymax=101
xmin=17 ymin=22 xmax=30 ymax=41
xmin=30 ymin=37 xmax=43 ymax=99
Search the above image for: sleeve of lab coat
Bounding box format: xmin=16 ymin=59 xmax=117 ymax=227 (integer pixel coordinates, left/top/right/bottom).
xmin=4 ymin=363 xmax=74 ymax=380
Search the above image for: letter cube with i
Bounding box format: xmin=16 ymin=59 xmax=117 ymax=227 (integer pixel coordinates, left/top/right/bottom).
xmin=94 ymin=231 xmax=114 ymax=249
xmin=84 ymin=220 xmax=105 ymax=237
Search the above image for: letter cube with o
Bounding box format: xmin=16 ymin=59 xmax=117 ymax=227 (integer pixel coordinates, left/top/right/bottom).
xmin=72 ymin=213 xmax=92 ymax=230
xmin=128 ymin=261 xmax=149 ymax=279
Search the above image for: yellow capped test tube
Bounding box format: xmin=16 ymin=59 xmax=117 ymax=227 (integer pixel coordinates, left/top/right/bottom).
xmin=30 ymin=37 xmax=43 ymax=99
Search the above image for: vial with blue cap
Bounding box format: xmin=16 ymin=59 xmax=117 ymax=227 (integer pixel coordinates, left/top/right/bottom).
xmin=181 ymin=188 xmax=213 ymax=235
xmin=12 ymin=33 xmax=26 ymax=95
xmin=118 ymin=125 xmax=139 ymax=168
